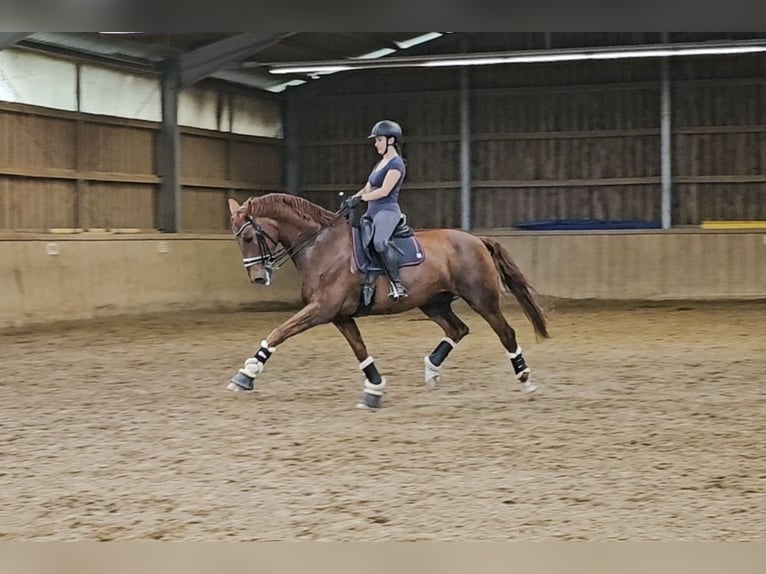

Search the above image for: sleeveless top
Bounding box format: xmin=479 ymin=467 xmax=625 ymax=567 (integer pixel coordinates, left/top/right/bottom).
xmin=365 ymin=156 xmax=406 ymax=217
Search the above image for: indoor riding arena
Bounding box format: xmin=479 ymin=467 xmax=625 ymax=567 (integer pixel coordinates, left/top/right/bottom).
xmin=1 ymin=33 xmax=765 ymax=541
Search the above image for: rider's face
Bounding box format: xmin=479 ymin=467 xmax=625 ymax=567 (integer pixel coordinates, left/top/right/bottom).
xmin=373 ymin=136 xmax=388 ymax=155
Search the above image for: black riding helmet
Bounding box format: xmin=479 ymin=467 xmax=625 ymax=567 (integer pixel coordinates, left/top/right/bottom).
xmin=368 ymin=120 xmax=403 ymax=144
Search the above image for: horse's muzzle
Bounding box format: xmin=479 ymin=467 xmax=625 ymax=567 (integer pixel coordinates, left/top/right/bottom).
xmin=250 ymin=269 xmax=272 ymax=286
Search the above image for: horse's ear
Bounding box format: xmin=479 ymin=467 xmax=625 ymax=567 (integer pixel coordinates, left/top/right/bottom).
xmin=227 ymin=198 xmax=240 ymax=215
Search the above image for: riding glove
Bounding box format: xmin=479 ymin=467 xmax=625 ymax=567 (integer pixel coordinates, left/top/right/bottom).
xmin=341 ymin=196 xmax=361 ymax=210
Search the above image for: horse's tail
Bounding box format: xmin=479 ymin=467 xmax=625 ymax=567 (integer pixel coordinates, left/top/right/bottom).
xmin=480 ymin=237 xmax=550 ymax=339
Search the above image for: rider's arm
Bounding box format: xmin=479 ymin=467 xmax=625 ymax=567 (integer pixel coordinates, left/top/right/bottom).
xmin=353 ymin=182 xmax=371 ymax=197
xmin=362 ymin=169 xmax=402 ymax=201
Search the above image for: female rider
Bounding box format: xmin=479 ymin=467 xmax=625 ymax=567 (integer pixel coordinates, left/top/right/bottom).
xmin=343 ymin=119 xmax=408 ymax=300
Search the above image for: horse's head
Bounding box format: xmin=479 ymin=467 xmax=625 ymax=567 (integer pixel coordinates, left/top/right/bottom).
xmin=228 ymin=198 xmax=280 ymax=286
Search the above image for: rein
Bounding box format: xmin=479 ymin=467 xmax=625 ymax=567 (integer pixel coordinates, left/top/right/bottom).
xmin=233 ymin=205 xmax=351 ymax=271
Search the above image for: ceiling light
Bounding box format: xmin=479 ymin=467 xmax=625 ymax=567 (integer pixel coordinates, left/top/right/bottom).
xmin=421 ymin=45 xmax=766 ymax=67
xmin=354 ymin=47 xmax=397 ymax=60
xmin=395 ymin=32 xmax=443 ymax=50
xmin=269 ymin=40 xmax=766 ymax=76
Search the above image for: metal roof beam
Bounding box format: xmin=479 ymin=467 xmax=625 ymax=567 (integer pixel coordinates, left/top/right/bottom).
xmin=0 ymin=33 xmax=32 ymax=51
xmin=177 ymin=32 xmax=296 ymax=87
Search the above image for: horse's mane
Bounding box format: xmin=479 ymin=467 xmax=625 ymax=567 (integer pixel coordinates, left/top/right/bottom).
xmin=248 ymin=193 xmax=337 ymax=226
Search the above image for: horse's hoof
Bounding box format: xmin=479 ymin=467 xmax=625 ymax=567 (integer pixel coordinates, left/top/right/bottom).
xmin=424 ymin=357 xmax=440 ymax=390
xmin=356 ymin=392 xmax=382 ymax=410
xmin=228 ymin=371 xmax=255 ymax=392
xmin=226 ymin=382 xmax=253 ymax=393
xmin=520 ymin=380 xmax=540 ymax=398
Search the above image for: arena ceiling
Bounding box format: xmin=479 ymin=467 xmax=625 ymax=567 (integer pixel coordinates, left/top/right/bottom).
xmin=4 ymin=32 xmax=766 ymax=94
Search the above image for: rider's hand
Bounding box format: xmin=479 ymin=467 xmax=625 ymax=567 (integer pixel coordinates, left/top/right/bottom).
xmin=341 ymin=195 xmax=361 ymax=210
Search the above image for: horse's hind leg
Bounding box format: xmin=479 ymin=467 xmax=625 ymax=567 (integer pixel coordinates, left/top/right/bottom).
xmin=419 ymin=297 xmax=470 ymax=389
xmin=333 ymin=318 xmax=386 ymax=410
xmin=462 ymin=290 xmax=538 ymax=396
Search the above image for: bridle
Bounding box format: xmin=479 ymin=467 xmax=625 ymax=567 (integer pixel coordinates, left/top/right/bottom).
xmin=232 ymin=215 xmax=282 ymax=273
xmin=231 ymin=205 xmax=351 ymax=275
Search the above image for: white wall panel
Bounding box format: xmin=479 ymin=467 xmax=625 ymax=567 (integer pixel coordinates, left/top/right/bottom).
xmin=80 ymin=64 xmax=161 ymax=121
xmin=231 ymin=94 xmax=282 ymax=138
xmin=0 ymin=49 xmax=77 ymax=110
xmin=179 ymin=86 xmax=230 ymax=131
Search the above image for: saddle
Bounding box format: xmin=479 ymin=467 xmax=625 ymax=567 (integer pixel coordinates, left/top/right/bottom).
xmin=351 ymin=215 xmax=424 ymax=274
xmin=349 ymin=211 xmax=425 ymax=312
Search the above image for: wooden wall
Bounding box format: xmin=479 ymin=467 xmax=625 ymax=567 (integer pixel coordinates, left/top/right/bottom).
xmin=2 ymin=36 xmax=763 ymax=233
xmin=294 ymin=49 xmax=766 ymax=229
xmin=3 ymin=229 xmax=764 ymax=327
xmin=0 ymin=103 xmax=284 ymax=232
xmin=672 ymin=57 xmax=766 ymax=224
xmin=0 ymin=234 xmax=301 ymax=328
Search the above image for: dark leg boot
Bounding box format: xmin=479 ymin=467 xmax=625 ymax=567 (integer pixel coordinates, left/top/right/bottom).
xmin=380 ymin=244 xmax=408 ymax=300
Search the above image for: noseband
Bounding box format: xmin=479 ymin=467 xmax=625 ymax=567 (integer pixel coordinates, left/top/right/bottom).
xmin=232 ymin=216 xmax=280 ymax=271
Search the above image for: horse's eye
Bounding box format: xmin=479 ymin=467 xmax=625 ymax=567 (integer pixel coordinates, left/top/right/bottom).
xmin=243 ymin=235 xmax=253 ymax=244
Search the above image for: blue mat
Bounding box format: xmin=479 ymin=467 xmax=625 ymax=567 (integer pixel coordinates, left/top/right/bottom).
xmin=515 ymin=219 xmax=661 ymax=231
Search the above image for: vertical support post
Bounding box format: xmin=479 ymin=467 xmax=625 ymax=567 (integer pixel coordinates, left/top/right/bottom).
xmin=285 ymin=89 xmax=300 ymax=195
xmin=459 ymin=65 xmax=471 ymax=231
xmin=225 ymin=132 xmax=234 ymax=224
xmin=74 ymin=63 xmax=83 ymax=230
xmin=74 ymin=118 xmax=84 ymax=230
xmin=159 ymin=59 xmax=181 ymax=232
xmin=660 ymin=35 xmax=673 ymax=230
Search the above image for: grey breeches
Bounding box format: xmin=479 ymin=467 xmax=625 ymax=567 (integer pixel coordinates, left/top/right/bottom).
xmin=370 ymin=210 xmax=401 ymax=253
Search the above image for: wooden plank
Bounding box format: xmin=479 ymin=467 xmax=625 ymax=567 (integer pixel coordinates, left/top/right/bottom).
xmin=301 ymin=182 xmax=459 ymax=192
xmin=473 ymin=128 xmax=661 ymax=141
xmin=84 ymin=183 xmax=156 ymax=230
xmin=0 ymin=101 xmax=158 ymax=130
xmin=303 ymin=175 xmax=766 ymax=192
xmin=0 ymin=167 xmax=293 ymax=190
xmin=304 ymin=81 xmax=661 ymax=101
xmin=181 ymin=177 xmax=284 ymax=192
xmin=300 ymin=135 xmax=462 ymax=146
xmin=675 ymin=175 xmax=766 ymax=184
xmin=1 ymin=177 xmax=77 ymax=230
xmin=476 ymin=177 xmax=661 ymax=188
xmin=80 ymin=122 xmax=155 ymax=175
xmin=308 ymin=74 xmax=766 ymax=102
xmin=181 ymin=134 xmax=228 ymax=180
xmin=0 ymin=110 xmax=76 ymax=170
xmin=0 ymin=166 xmax=160 ymax=183
xmin=300 ymin=128 xmax=675 ymax=145
xmin=182 ymin=187 xmax=229 ymax=231
xmin=230 ymin=140 xmax=283 ymax=184
xmin=180 ymin=124 xmax=284 ymax=146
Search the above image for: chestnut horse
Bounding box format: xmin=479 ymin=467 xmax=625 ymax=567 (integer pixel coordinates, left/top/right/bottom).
xmin=227 ymin=193 xmax=549 ymax=409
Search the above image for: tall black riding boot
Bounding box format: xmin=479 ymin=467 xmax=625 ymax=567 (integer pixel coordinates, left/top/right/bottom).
xmin=380 ymin=244 xmax=408 ymax=300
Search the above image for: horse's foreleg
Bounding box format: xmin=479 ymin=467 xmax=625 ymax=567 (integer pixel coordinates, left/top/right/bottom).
xmin=228 ymin=302 xmax=328 ymax=392
xmin=333 ymin=318 xmax=386 ymax=410
xmin=419 ymin=300 xmax=470 ymax=389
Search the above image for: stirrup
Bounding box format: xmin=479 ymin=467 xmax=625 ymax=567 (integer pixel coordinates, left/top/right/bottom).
xmin=388 ymin=282 xmax=408 ymax=300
